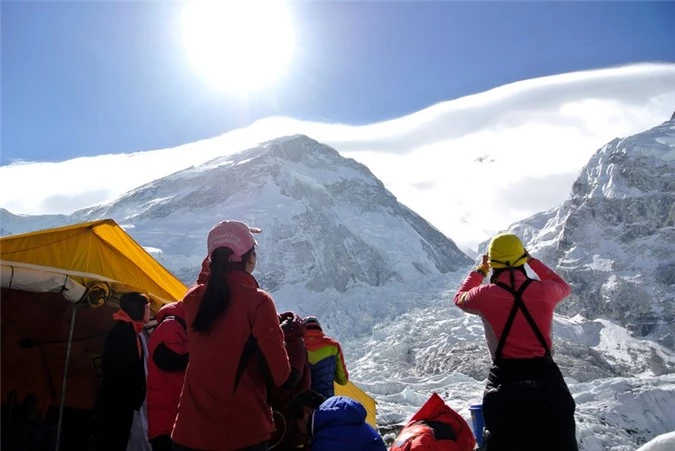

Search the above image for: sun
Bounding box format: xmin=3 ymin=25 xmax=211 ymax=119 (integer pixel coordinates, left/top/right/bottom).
xmin=181 ymin=0 xmax=295 ymax=94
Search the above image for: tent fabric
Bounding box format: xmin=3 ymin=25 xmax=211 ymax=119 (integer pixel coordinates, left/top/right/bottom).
xmin=1 ymin=288 xmax=113 ymax=412
xmin=0 ymin=219 xmax=187 ymax=310
xmin=334 ymin=381 xmax=377 ymax=427
xmin=0 ymin=219 xmax=188 ymax=419
xmin=1 ymin=263 xmax=87 ymax=302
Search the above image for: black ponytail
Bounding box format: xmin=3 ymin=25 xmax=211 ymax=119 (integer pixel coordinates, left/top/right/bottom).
xmin=192 ymin=246 xmax=254 ymax=334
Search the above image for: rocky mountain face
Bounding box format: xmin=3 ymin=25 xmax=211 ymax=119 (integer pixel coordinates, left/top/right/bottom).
xmin=1 ymin=135 xmax=471 ymax=296
xmin=504 ymin=118 xmax=675 ymax=349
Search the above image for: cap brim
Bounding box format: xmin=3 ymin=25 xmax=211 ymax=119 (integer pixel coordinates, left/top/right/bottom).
xmin=250 ymin=227 xmax=261 ymax=245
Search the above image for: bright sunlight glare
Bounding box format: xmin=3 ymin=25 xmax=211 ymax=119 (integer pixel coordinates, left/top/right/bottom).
xmin=181 ymin=0 xmax=295 ymax=94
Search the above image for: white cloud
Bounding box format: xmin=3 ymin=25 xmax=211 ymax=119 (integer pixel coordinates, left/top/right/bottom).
xmin=1 ymin=62 xmax=674 ymax=252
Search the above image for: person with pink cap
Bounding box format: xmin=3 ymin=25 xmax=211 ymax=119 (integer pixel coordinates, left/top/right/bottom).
xmin=172 ymin=220 xmax=291 ymax=451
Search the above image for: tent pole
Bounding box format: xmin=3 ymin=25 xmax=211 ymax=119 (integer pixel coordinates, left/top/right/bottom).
xmin=55 ymin=303 xmax=78 ymax=451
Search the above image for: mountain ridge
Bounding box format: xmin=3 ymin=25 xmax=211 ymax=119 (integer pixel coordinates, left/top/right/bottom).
xmin=500 ymin=118 xmax=675 ymax=348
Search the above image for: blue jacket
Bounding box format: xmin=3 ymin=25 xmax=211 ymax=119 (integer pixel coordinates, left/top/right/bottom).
xmin=311 ymin=396 xmax=386 ymax=451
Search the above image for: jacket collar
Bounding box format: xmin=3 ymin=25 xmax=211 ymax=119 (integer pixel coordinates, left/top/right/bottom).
xmin=112 ymin=310 xmax=145 ymax=334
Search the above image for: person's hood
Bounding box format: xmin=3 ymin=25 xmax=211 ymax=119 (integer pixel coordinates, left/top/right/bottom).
xmin=156 ymin=301 xmax=185 ymax=324
xmin=279 ymin=311 xmax=307 ymax=339
xmin=312 ymin=396 xmax=367 ymax=433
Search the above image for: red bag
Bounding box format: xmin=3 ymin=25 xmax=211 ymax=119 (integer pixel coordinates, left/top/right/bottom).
xmin=391 ymin=393 xmax=476 ymax=451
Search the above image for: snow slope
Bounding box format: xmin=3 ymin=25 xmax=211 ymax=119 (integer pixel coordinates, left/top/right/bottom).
xmin=344 ymin=289 xmax=675 ymax=450
xmin=636 ymin=431 xmax=675 ymax=451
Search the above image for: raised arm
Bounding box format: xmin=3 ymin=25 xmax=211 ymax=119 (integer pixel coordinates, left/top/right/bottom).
xmin=453 ymin=255 xmax=490 ymax=313
xmin=528 ymin=258 xmax=571 ymax=303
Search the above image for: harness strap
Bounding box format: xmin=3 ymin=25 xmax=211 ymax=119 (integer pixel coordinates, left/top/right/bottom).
xmin=494 ymin=279 xmax=551 ymax=360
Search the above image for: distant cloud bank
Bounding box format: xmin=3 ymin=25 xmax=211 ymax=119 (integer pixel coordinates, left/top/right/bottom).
xmin=2 ymin=63 xmax=673 ymax=251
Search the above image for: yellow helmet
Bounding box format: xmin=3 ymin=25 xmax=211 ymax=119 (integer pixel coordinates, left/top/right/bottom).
xmin=488 ymin=233 xmax=528 ymax=268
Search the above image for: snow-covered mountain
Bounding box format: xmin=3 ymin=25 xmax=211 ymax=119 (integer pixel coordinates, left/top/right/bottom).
xmin=501 ymin=117 xmax=675 ymax=349
xmin=0 ymin=135 xmax=471 ymax=331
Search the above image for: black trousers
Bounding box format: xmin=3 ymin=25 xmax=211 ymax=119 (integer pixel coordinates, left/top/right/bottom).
xmin=482 ymin=358 xmax=578 ymax=451
xmin=173 ymin=441 xmax=269 ymax=451
xmin=150 ymin=435 xmax=174 ymax=451
xmin=91 ymin=408 xmax=134 ymax=451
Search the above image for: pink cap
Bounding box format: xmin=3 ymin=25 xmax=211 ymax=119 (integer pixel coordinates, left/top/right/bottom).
xmin=207 ymin=220 xmax=261 ymax=262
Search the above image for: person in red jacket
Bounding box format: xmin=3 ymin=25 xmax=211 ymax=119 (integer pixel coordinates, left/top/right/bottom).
xmin=453 ymin=233 xmax=577 ymax=451
xmin=147 ymin=301 xmax=188 ymax=451
xmin=269 ymin=312 xmax=312 ymax=450
xmin=390 ymin=393 xmax=475 ymax=451
xmin=172 ymin=220 xmax=291 ymax=451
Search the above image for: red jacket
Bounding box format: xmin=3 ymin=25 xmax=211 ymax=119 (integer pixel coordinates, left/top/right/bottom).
xmin=271 ymin=311 xmax=311 ymax=408
xmin=391 ymin=393 xmax=475 ymax=451
xmin=147 ymin=301 xmax=188 ymax=440
xmin=453 ymin=259 xmax=571 ymax=359
xmin=269 ymin=312 xmax=312 ymax=450
xmin=172 ymin=270 xmax=291 ymax=451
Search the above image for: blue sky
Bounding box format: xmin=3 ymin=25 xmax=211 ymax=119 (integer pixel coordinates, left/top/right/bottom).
xmin=2 ymin=1 xmax=674 ymax=164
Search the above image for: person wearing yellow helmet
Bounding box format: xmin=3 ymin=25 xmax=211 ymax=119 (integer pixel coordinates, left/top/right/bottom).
xmin=453 ymin=233 xmax=577 ymax=451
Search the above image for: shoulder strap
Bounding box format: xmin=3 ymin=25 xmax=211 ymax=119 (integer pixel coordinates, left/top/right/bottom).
xmin=493 ymin=279 xmax=550 ymax=360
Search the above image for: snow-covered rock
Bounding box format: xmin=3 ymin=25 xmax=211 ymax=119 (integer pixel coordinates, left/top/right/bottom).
xmin=504 ymin=118 xmax=675 ymax=349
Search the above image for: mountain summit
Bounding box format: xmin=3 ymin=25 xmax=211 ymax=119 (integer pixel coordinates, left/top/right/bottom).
xmin=3 ymin=135 xmax=471 ymax=295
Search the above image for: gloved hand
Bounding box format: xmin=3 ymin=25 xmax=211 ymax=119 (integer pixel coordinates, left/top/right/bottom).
xmin=475 ymin=254 xmax=490 ymax=277
xmin=280 ymin=317 xmax=294 ymax=333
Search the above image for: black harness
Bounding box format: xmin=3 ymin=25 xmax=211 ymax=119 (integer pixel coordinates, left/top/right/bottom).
xmin=493 ymin=279 xmax=551 ymax=361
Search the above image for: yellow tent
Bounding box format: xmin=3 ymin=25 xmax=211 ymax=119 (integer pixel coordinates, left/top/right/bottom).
xmin=335 ymin=381 xmax=378 ymax=427
xmin=1 ymin=219 xmax=188 ymax=450
xmin=1 ymin=218 xmax=188 ymax=311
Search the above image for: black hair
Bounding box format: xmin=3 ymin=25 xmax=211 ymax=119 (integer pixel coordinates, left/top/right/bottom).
xmin=490 ymin=266 xmax=528 ymax=287
xmin=192 ymin=246 xmax=254 ymax=334
xmin=119 ymin=292 xmax=148 ymax=321
xmin=287 ymin=390 xmax=326 ymax=420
